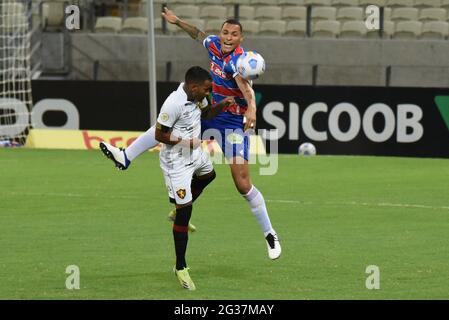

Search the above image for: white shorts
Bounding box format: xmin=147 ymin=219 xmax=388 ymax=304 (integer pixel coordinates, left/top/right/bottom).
xmin=160 ymin=150 xmax=213 ymax=205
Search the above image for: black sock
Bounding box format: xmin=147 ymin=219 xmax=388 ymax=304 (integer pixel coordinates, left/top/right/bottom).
xmin=173 ymin=205 xmax=192 ymax=270
xmin=191 ymin=171 xmax=216 ymax=202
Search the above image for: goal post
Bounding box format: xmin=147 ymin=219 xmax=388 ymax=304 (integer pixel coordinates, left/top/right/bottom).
xmin=0 ymin=0 xmax=33 ymax=146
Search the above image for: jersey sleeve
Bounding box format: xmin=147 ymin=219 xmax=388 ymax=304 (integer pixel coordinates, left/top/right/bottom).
xmin=224 ymin=52 xmax=244 ymax=78
xmin=202 ymin=35 xmax=219 ymax=51
xmin=157 ymin=98 xmax=181 ymax=128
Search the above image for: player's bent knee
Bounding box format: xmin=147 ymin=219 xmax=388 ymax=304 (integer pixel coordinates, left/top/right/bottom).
xmin=192 ymin=170 xmax=216 ymax=190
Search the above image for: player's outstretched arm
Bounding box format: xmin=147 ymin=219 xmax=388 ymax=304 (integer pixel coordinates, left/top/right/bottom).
xmin=235 ymin=75 xmax=257 ymax=131
xmin=161 ymin=7 xmax=207 ymax=43
xmin=201 ymin=97 xmax=235 ymax=120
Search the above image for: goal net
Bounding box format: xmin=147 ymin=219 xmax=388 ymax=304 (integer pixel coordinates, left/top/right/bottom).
xmin=0 ymin=0 xmax=33 ymax=146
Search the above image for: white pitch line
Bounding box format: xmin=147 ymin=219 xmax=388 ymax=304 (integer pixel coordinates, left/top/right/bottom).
xmin=6 ymin=192 xmax=449 ymax=211
xmin=266 ymin=199 xmax=449 ymax=211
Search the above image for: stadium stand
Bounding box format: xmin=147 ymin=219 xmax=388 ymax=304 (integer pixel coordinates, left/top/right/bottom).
xmin=223 ymin=0 xmax=251 ymax=5
xmin=359 ymin=0 xmax=387 ymax=6
xmin=387 ymin=0 xmax=415 ymax=7
xmin=281 ymin=6 xmax=307 ymax=21
xmin=336 ymin=7 xmax=364 ymax=23
xmin=312 ymin=20 xmax=341 ymax=37
xmin=121 ymin=17 xmax=148 ymax=33
xmin=285 ymin=20 xmax=307 ymax=36
xmin=415 ymin=0 xmax=443 ymax=8
xmin=95 ymin=16 xmax=122 ymax=33
xmin=278 ymin=0 xmax=305 ymax=5
xmin=233 ymin=6 xmax=255 ymax=20
xmin=254 ymin=6 xmax=283 ymax=21
xmin=421 ymin=21 xmax=449 ymax=39
xmin=332 ymin=0 xmax=360 ymax=7
xmin=250 ymin=0 xmax=280 ymax=5
xmin=172 ymin=5 xmax=200 ymax=19
xmin=200 ymin=6 xmax=228 ymax=20
xmin=418 ymin=8 xmax=447 ymax=22
xmin=205 ymin=19 xmax=224 ymax=33
xmin=340 ymin=20 xmax=368 ymax=38
xmin=305 ymin=0 xmax=332 ymax=6
xmin=242 ymin=20 xmax=261 ymax=34
xmin=393 ymin=21 xmax=423 ymax=38
xmin=259 ymin=20 xmax=287 ymax=35
xmin=311 ymin=6 xmax=338 ymax=23
xmin=391 ymin=8 xmax=419 ymax=22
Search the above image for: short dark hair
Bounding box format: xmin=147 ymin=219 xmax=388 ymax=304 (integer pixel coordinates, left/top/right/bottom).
xmin=221 ymin=19 xmax=243 ymax=33
xmin=185 ymin=66 xmax=212 ymax=84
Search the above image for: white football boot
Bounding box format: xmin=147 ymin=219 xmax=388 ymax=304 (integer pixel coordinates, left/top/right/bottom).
xmin=99 ymin=142 xmax=130 ymax=170
xmin=265 ymin=232 xmax=281 ymax=260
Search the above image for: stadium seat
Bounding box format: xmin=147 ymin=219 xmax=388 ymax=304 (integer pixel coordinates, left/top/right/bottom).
xmin=366 ymin=20 xmax=394 ymax=38
xmin=121 ymin=17 xmax=148 ymax=34
xmin=95 ymin=17 xmax=123 ymax=33
xmin=391 ymin=8 xmax=419 ymax=22
xmin=421 ymin=21 xmax=449 ymax=39
xmin=384 ymin=7 xmax=392 ymax=21
xmin=386 ymin=0 xmax=415 ymax=7
xmin=312 ymin=20 xmax=341 ymax=37
xmin=285 ymin=20 xmax=307 ymax=36
xmin=278 ymin=0 xmax=305 ymax=5
xmin=340 ymin=21 xmax=368 ymax=38
xmin=337 ymin=7 xmax=364 ymax=23
xmin=383 ymin=20 xmax=395 ymax=37
xmin=418 ymin=8 xmax=447 ymax=22
xmin=185 ymin=18 xmax=206 ymax=32
xmin=250 ymin=0 xmax=280 ymax=5
xmin=393 ymin=21 xmax=423 ymax=39
xmin=254 ymin=6 xmax=282 ymax=21
xmin=205 ymin=19 xmax=224 ymax=33
xmin=359 ymin=0 xmax=387 ymax=6
xmin=305 ymin=0 xmax=332 ymax=6
xmin=414 ymin=0 xmax=442 ymax=8
xmin=174 ymin=5 xmax=200 ymax=19
xmin=442 ymin=0 xmax=449 ymax=9
xmin=200 ymin=6 xmax=227 ymax=20
xmin=231 ymin=6 xmax=255 ymax=20
xmin=42 ymin=2 xmax=65 ymax=29
xmin=332 ymin=0 xmax=360 ymax=7
xmin=282 ymin=6 xmax=307 ymax=21
xmin=196 ymin=0 xmax=223 ymax=4
xmin=223 ymin=0 xmax=251 ymax=5
xmin=153 ymin=17 xmax=165 ymax=34
xmin=259 ymin=20 xmax=287 ymax=35
xmin=242 ymin=20 xmax=261 ymax=34
xmin=311 ymin=6 xmax=337 ymax=22
xmin=170 ymin=0 xmax=196 ymax=4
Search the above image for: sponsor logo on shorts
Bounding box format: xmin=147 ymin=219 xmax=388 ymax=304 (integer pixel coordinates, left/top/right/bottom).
xmin=176 ymin=189 xmax=186 ymax=199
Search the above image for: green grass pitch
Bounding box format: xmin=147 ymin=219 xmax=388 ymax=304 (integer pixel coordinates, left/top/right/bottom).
xmin=1 ymin=148 xmax=449 ymax=299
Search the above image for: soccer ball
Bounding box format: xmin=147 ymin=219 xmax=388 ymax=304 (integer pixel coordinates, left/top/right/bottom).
xmin=298 ymin=142 xmax=316 ymax=156
xmin=237 ymin=51 xmax=266 ymax=80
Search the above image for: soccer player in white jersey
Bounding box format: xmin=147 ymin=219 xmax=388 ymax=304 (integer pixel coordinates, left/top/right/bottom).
xmin=134 ymin=66 xmax=232 ymax=290
xmin=100 ymin=9 xmax=281 ymax=261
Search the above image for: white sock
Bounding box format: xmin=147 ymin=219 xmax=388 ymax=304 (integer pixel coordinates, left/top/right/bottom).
xmin=243 ymin=185 xmax=274 ymax=235
xmin=125 ymin=125 xmax=158 ymax=161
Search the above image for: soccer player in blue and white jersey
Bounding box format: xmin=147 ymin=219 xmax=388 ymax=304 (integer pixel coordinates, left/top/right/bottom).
xmin=100 ymin=9 xmax=281 ymax=260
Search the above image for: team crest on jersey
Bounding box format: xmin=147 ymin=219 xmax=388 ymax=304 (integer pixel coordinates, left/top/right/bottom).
xmin=160 ymin=112 xmax=169 ymax=122
xmin=176 ymin=189 xmax=186 ymax=199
